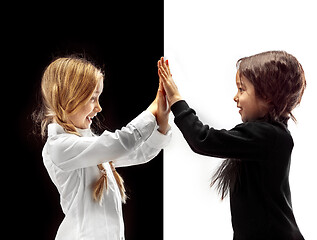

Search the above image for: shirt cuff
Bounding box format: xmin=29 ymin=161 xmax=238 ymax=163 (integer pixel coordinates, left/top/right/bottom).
xmin=129 ymin=110 xmax=156 ymax=141
xmin=145 ymin=125 xmax=172 ymax=149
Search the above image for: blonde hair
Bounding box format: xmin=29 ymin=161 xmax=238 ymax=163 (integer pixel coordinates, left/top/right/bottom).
xmin=38 ymin=56 xmax=126 ymax=204
xmin=93 ymin=161 xmax=127 ymax=204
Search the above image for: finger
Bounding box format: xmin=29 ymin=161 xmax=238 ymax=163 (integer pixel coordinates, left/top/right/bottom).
xmin=158 ymin=67 xmax=167 ymax=81
xmin=158 ymin=69 xmax=164 ymax=80
xmin=159 ymin=65 xmax=168 ymax=76
xmin=165 ymin=59 xmax=171 ymax=75
xmin=166 ymin=59 xmax=169 ymax=68
xmin=158 ymin=89 xmax=168 ymax=112
xmin=157 ymin=59 xmax=161 ymax=68
xmin=160 ymin=57 xmax=165 ymax=67
xmin=159 ymin=69 xmax=169 ymax=84
xmin=159 ymin=78 xmax=166 ymax=95
xmin=162 ymin=59 xmax=170 ymax=75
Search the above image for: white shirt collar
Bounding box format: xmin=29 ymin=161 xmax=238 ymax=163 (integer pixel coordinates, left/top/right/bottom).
xmin=47 ymin=123 xmax=93 ymax=137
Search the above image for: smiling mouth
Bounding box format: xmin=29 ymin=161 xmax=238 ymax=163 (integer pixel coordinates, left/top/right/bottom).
xmin=87 ymin=116 xmax=95 ymax=123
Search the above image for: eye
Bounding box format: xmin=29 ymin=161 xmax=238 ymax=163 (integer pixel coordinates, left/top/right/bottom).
xmin=91 ymin=96 xmax=96 ymax=102
xmin=239 ymin=88 xmax=244 ymax=92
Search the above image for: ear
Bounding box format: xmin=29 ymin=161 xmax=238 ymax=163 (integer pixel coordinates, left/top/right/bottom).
xmin=257 ymin=95 xmax=271 ymax=113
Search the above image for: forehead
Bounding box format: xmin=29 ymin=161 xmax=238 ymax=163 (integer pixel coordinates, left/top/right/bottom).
xmin=94 ymin=80 xmax=104 ymax=94
xmin=236 ymin=70 xmax=252 ymax=87
xmin=235 ymin=71 xmax=243 ymax=85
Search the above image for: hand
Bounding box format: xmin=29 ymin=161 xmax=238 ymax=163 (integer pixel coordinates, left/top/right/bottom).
xmin=147 ymin=76 xmax=170 ymax=135
xmin=156 ymin=80 xmax=171 ymax=134
xmin=158 ymin=57 xmax=182 ymax=106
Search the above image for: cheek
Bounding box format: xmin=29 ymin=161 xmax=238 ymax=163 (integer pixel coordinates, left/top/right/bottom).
xmin=239 ymin=95 xmax=254 ymax=116
xmin=67 ymin=112 xmax=83 ymax=127
xmin=83 ymin=103 xmax=94 ymax=113
xmin=238 ymin=94 xmax=247 ymax=106
xmin=80 ymin=105 xmax=94 ymax=119
xmin=74 ymin=104 xmax=93 ymax=122
xmin=75 ymin=111 xmax=86 ymax=121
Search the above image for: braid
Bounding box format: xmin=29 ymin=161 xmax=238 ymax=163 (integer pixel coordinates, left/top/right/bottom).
xmin=54 ymin=116 xmax=80 ymax=136
xmin=110 ymin=161 xmax=127 ymax=203
xmin=93 ymin=164 xmax=108 ymax=205
xmin=93 ymin=161 xmax=127 ymax=205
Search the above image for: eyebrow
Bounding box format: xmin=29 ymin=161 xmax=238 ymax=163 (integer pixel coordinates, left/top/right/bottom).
xmin=94 ymin=89 xmax=103 ymax=94
xmin=236 ymin=79 xmax=243 ymax=87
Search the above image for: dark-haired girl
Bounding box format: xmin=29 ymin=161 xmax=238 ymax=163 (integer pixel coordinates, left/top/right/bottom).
xmin=158 ymin=51 xmax=306 ymax=240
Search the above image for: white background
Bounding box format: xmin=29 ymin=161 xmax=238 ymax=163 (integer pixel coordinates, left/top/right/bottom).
xmin=164 ymin=0 xmax=317 ymax=239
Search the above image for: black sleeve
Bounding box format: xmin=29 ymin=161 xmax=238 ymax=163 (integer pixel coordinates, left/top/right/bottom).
xmin=171 ymin=100 xmax=276 ymax=161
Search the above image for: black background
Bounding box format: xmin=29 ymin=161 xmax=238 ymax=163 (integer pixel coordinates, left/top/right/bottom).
xmin=7 ymin=2 xmax=164 ymax=239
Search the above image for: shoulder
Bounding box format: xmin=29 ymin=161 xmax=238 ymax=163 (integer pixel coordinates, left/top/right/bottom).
xmin=45 ymin=124 xmax=85 ymax=158
xmin=233 ymin=121 xmax=276 ymax=135
xmin=46 ymin=123 xmax=80 ymax=144
xmin=233 ymin=120 xmax=292 ymax=146
xmin=235 ymin=120 xmax=288 ymax=132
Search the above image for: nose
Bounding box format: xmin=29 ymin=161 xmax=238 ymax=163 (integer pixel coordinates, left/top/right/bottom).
xmin=233 ymin=93 xmax=239 ymax=103
xmin=95 ymin=102 xmax=102 ymax=113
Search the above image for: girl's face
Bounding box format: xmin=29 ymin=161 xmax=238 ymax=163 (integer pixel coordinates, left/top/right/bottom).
xmin=233 ymin=71 xmax=268 ymax=122
xmin=67 ymin=80 xmax=103 ymax=129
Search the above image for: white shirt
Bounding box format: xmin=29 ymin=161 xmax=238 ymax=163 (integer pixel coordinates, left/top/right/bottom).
xmin=42 ymin=111 xmax=171 ymax=240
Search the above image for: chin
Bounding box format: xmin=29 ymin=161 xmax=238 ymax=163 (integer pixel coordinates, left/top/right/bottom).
xmin=241 ymin=116 xmax=249 ymax=123
xmin=240 ymin=114 xmax=246 ymax=122
xmin=77 ymin=122 xmax=90 ymax=129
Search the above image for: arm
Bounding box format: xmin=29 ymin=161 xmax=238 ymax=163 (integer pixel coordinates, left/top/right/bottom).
xmin=113 ymin=125 xmax=172 ymax=168
xmin=48 ymin=110 xmax=157 ymax=171
xmin=171 ymin=100 xmax=275 ymax=161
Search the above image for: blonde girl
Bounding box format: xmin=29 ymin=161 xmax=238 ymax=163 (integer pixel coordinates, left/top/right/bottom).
xmin=38 ymin=57 xmax=171 ymax=239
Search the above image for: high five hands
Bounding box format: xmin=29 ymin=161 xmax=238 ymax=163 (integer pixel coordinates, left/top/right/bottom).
xmin=147 ymin=61 xmax=171 ymax=135
xmin=148 ymin=57 xmax=182 ymax=134
xmin=157 ymin=57 xmax=182 ymax=106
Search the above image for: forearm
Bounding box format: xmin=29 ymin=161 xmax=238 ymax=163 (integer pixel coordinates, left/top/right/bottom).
xmin=171 ymin=100 xmax=213 ymax=155
xmin=113 ymin=126 xmax=172 ymax=168
xmin=171 ymin=100 xmax=272 ymax=160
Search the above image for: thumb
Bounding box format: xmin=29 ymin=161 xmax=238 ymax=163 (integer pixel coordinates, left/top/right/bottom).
xmin=157 ymin=89 xmax=164 ymax=110
xmin=159 ymin=79 xmax=166 ymax=96
xmin=158 ymin=88 xmax=169 ymax=113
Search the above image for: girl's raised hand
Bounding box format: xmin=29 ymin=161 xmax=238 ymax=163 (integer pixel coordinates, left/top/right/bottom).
xmin=147 ymin=69 xmax=170 ymax=135
xmin=156 ymin=80 xmax=170 ymax=134
xmin=157 ymin=57 xmax=182 ymax=106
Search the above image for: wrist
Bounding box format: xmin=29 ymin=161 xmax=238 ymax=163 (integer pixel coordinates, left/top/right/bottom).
xmin=158 ymin=124 xmax=170 ymax=135
xmin=170 ymin=95 xmax=182 ymax=106
xmin=147 ymin=103 xmax=157 ymax=117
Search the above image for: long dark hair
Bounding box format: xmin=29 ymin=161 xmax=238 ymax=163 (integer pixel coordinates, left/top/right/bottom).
xmin=211 ymin=51 xmax=306 ymax=199
xmin=210 ymin=159 xmax=242 ymax=200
